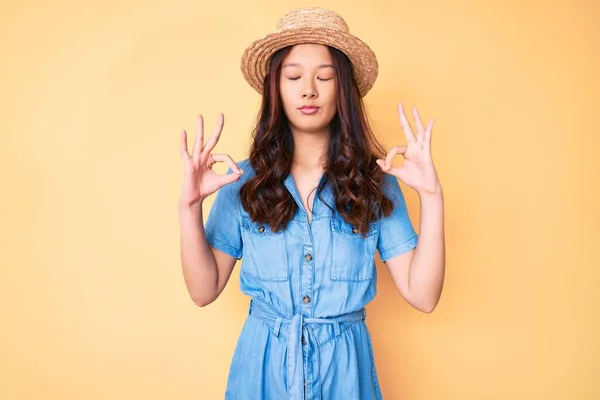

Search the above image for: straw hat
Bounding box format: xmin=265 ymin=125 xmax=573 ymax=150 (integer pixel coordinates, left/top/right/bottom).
xmin=240 ymin=7 xmax=378 ymax=98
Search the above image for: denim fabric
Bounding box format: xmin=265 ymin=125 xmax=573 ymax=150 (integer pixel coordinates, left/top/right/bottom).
xmin=204 ymin=158 xmax=418 ymax=399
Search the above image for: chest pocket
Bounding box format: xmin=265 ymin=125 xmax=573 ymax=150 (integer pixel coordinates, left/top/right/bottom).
xmin=330 ymin=218 xmax=379 ymax=281
xmin=240 ymin=218 xmax=289 ymax=282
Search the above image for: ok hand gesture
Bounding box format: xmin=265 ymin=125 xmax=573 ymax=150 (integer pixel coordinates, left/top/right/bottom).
xmin=179 ymin=114 xmax=243 ymax=207
xmin=376 ymin=103 xmax=441 ymax=196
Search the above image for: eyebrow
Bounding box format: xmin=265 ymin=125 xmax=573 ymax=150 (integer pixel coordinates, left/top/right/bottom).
xmin=282 ymin=63 xmax=335 ymax=69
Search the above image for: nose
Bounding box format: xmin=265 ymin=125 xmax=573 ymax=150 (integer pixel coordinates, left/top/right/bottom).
xmin=302 ymin=83 xmax=317 ymax=99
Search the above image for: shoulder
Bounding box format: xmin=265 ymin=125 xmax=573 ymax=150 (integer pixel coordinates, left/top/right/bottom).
xmin=378 ymin=173 xmax=410 ymax=209
xmin=380 ymin=172 xmax=400 ymax=194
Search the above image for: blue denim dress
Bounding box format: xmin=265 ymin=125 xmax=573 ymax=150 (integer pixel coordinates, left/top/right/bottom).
xmin=205 ymin=159 xmax=418 ymax=400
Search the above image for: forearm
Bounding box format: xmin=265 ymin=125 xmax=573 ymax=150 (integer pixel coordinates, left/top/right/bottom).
xmin=409 ymin=189 xmax=446 ymax=312
xmin=179 ymin=201 xmax=219 ymax=306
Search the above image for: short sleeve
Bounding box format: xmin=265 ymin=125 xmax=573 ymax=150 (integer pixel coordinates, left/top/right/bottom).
xmin=377 ymin=174 xmax=418 ymax=262
xmin=204 ymin=169 xmax=243 ymax=259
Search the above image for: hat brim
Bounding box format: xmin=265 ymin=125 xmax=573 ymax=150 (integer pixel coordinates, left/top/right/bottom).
xmin=241 ymin=27 xmax=378 ymax=97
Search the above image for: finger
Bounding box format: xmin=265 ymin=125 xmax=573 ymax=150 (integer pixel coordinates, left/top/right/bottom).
xmin=210 ymin=153 xmax=243 ymax=175
xmin=192 ymin=114 xmax=204 ymax=161
xmin=202 ymin=113 xmax=225 ymax=155
xmin=384 ymin=165 xmax=405 ymax=178
xmin=384 ymin=145 xmax=407 ymax=170
xmin=398 ymin=103 xmax=416 ymax=144
xmin=203 ymin=153 xmax=213 ymax=170
xmin=180 ymin=130 xmax=191 ymax=161
xmin=412 ymin=106 xmax=425 ymax=146
xmin=376 ymin=160 xmax=406 ymax=180
xmin=423 ymin=119 xmax=434 ymax=158
xmin=220 ymin=170 xmax=244 ymax=186
xmin=376 ymin=159 xmax=387 ymax=171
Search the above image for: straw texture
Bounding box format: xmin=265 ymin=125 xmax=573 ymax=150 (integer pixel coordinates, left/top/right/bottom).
xmin=240 ymin=7 xmax=378 ymax=97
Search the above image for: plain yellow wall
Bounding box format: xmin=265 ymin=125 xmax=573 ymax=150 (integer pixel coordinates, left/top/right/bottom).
xmin=1 ymin=0 xmax=598 ymax=399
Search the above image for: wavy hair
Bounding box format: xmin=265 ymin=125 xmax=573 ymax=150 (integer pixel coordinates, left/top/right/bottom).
xmin=240 ymin=45 xmax=394 ymax=236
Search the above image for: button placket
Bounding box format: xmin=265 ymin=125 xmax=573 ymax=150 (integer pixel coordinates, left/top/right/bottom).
xmin=301 ymin=244 xmax=314 ymax=313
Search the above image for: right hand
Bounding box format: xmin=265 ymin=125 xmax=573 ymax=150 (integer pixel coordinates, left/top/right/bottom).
xmin=179 ymin=113 xmax=243 ymax=207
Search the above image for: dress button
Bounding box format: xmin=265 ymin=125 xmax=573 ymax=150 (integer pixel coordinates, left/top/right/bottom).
xmin=304 ymin=253 xmax=313 ymax=262
xmin=303 ymin=295 xmax=311 ymax=304
xmin=302 ymin=335 xmax=306 ymax=345
xmin=352 ymin=227 xmax=359 ymax=234
xmin=258 ymin=225 xmax=265 ymax=233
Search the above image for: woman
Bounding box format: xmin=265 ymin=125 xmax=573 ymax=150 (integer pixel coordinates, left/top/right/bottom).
xmin=178 ymin=7 xmax=445 ymax=399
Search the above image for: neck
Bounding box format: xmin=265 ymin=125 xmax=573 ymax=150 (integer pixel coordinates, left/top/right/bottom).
xmin=290 ymin=128 xmax=329 ymax=171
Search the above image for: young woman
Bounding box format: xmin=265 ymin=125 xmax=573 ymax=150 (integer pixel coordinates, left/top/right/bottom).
xmin=178 ymin=7 xmax=445 ymax=399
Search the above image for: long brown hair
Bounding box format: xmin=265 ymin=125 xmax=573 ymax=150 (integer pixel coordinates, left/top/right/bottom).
xmin=239 ymin=45 xmax=394 ymax=236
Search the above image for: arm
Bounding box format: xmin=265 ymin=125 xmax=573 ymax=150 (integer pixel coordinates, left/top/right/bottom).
xmin=178 ymin=113 xmax=243 ymax=307
xmin=377 ymin=102 xmax=446 ymax=313
xmin=179 ymin=201 xmax=237 ymax=307
xmin=385 ymin=189 xmax=445 ymax=313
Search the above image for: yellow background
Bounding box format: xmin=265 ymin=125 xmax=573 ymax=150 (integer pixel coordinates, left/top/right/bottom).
xmin=1 ymin=0 xmax=598 ymax=398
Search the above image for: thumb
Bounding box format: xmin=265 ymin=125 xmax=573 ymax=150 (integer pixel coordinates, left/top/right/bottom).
xmin=220 ymin=169 xmax=243 ymax=186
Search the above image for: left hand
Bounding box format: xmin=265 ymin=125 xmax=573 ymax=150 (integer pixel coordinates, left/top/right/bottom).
xmin=376 ymin=103 xmax=442 ymax=196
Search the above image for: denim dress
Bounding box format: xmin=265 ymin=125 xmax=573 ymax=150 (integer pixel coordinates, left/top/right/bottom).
xmin=204 ymin=158 xmax=418 ymax=400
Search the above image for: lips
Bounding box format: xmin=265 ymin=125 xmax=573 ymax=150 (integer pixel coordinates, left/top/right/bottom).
xmin=299 ymin=106 xmax=320 ymax=115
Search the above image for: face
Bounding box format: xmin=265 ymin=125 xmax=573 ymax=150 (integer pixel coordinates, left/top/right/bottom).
xmin=279 ymin=44 xmax=338 ymax=135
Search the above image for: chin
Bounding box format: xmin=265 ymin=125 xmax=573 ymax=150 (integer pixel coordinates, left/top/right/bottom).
xmin=290 ymin=117 xmax=334 ymax=133
xmin=293 ymin=123 xmax=331 ymax=134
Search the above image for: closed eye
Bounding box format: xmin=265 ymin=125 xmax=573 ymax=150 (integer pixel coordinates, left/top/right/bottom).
xmin=286 ymin=77 xmax=333 ymax=81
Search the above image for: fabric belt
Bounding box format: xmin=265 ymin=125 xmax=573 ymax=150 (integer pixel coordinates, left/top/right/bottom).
xmin=248 ymin=297 xmax=367 ymax=400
